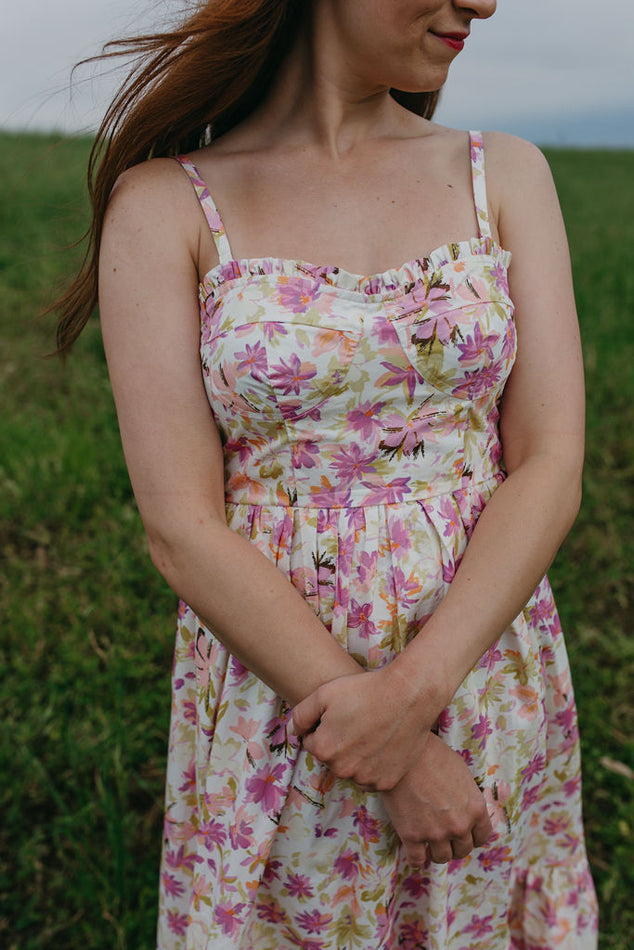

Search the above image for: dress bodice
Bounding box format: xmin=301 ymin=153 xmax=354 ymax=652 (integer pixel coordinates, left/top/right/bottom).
xmin=177 ymin=132 xmax=516 ymax=509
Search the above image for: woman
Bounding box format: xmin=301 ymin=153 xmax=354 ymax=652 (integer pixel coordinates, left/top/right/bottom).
xmin=56 ymin=0 xmax=598 ymax=946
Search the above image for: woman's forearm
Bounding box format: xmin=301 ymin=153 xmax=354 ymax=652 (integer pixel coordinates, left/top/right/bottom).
xmin=148 ymin=510 xmax=363 ymax=706
xmin=391 ymin=454 xmax=582 ymax=714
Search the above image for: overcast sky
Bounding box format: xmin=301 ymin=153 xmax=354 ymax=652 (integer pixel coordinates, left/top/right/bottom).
xmin=2 ymin=0 xmax=633 ymax=146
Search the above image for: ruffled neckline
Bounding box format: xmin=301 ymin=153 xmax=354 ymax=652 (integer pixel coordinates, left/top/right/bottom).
xmin=199 ymin=236 xmax=511 ymax=301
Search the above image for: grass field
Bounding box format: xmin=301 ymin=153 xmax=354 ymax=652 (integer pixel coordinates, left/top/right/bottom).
xmin=1 ymin=132 xmax=633 ymax=949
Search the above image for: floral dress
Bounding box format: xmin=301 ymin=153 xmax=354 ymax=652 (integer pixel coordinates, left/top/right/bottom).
xmin=156 ymin=132 xmax=598 ymax=950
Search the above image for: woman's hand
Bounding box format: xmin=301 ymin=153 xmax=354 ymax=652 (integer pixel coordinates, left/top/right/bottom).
xmin=381 ymin=733 xmax=493 ymax=866
xmin=290 ymin=664 xmax=442 ymax=791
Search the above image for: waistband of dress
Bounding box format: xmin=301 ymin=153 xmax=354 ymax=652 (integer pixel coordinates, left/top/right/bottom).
xmin=224 ymin=469 xmax=506 ymax=510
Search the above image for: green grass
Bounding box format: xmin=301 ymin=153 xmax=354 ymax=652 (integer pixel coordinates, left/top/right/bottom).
xmin=1 ymin=132 xmax=633 ymax=948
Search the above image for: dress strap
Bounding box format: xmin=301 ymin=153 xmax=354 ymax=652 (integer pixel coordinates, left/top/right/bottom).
xmin=175 ymin=155 xmax=234 ymax=265
xmin=468 ymin=131 xmax=492 ymax=240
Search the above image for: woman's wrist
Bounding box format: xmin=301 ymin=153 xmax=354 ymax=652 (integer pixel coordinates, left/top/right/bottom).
xmin=383 ymin=646 xmax=450 ymax=731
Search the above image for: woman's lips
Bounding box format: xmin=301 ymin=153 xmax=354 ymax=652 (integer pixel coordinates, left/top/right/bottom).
xmin=432 ymin=32 xmax=468 ymax=51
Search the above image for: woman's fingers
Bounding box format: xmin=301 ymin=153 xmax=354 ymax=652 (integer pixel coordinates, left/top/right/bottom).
xmin=472 ymin=808 xmax=494 ymax=848
xmin=448 ymin=833 xmax=475 ymax=861
xmin=426 ymin=840 xmax=454 ymax=865
xmin=289 ymin=690 xmax=324 ymax=737
xmin=403 ymin=841 xmax=429 ymax=867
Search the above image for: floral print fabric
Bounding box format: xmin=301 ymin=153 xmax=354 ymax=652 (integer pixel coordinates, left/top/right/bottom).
xmin=157 ymin=132 xmax=598 ymax=949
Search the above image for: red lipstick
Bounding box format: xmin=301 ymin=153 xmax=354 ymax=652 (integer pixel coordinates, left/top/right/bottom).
xmin=432 ymin=32 xmax=468 ymax=51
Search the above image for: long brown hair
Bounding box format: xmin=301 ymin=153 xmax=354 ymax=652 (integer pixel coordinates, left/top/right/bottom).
xmin=54 ymin=0 xmax=439 ymax=355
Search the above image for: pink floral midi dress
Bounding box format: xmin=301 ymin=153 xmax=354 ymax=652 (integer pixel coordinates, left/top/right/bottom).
xmin=157 ymin=132 xmax=598 ymax=949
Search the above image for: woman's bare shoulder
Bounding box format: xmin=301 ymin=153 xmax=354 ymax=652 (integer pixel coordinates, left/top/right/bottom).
xmin=480 ymin=132 xmax=557 ymax=234
xmin=103 ymin=156 xmax=208 ymax=270
xmin=482 ymin=132 xmax=554 ymax=193
xmin=107 ymin=156 xmax=193 ymax=217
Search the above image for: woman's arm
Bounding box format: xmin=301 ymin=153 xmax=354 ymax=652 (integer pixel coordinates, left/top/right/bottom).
xmin=293 ymin=134 xmax=585 ymax=788
xmin=98 ymin=158 xmax=363 ymax=704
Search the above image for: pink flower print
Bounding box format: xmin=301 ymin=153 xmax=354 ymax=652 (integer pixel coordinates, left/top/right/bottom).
xmin=213 ymin=901 xmax=246 ymax=937
xmin=522 ymin=782 xmax=543 ymax=809
xmin=347 ymin=599 xmax=378 ymax=639
xmin=182 ymin=699 xmax=197 ymax=725
xmin=477 ymin=845 xmax=512 ymax=873
xmin=229 ymin=714 xmax=260 ymax=742
xmin=330 ymin=443 xmax=377 ymax=483
xmin=296 ymin=909 xmax=334 ymax=934
xmin=333 ymin=849 xmax=360 ymax=881
xmin=256 ymin=896 xmax=287 ymax=924
xmin=277 ymin=279 xmax=319 ymax=313
xmin=292 ymin=440 xmax=320 ymax=469
xmin=353 ymin=805 xmax=382 ymax=844
xmin=235 ymin=340 xmax=268 ymax=379
xmin=262 ymin=321 xmax=289 ymax=341
xmin=266 ymin=711 xmax=292 ymax=751
xmin=528 ymin=595 xmax=556 ymax=624
xmin=166 ymin=909 xmax=188 ymax=936
xmin=509 ymin=683 xmax=540 ymax=721
xmin=377 ymin=317 xmax=401 ymax=347
xmin=334 ymin=531 xmax=355 ymax=576
xmin=379 ymin=403 xmax=439 ymax=460
xmin=464 ymin=912 xmax=495 ymax=936
xmin=284 ymin=872 xmax=315 ymax=900
xmin=377 ymin=359 xmax=422 ymax=400
xmin=198 ymin=818 xmax=227 ymax=850
xmin=229 ymin=656 xmax=250 ymax=687
xmin=346 ymin=400 xmax=385 ymax=439
xmin=229 ymin=806 xmax=256 ymax=850
xmin=164 ymin=845 xmax=198 ymax=873
xmin=224 ymin=434 xmax=263 ymax=465
xmin=520 ymin=752 xmax=546 ymax=783
xmin=269 ymin=353 xmax=317 ymax=395
xmin=262 ymin=858 xmax=284 ymax=884
xmin=437 ymin=707 xmax=454 ymax=731
xmin=361 ymin=477 xmax=411 ymax=505
xmin=543 ymin=814 xmax=572 ymax=837
xmin=456 ymin=323 xmax=499 ymax=364
xmin=390 ymin=567 xmax=421 ymax=607
xmin=471 ymin=713 xmax=493 ymax=749
xmin=402 ymin=874 xmax=431 ymax=899
xmin=407 ymin=269 xmax=451 ymax=309
xmin=385 ymin=517 xmax=413 ymax=558
xmin=315 ymin=823 xmax=339 ymax=839
xmin=204 ymin=782 xmax=237 ymax=815
xmin=452 ymin=362 xmax=503 ymax=400
xmin=410 ymin=312 xmax=458 ymax=350
xmin=555 ymin=704 xmax=579 ymax=741
xmin=343 ymin=507 xmax=367 ymax=535
xmin=245 ymin=762 xmax=287 ymax=812
xmin=309 ymin=475 xmax=352 ymax=507
xmin=438 ymin=494 xmax=461 ymax=538
xmin=455 ymin=273 xmax=491 ymax=309
xmin=311 ymin=326 xmax=356 ymax=360
xmin=501 ymin=320 xmax=516 ymax=361
xmin=280 ymin=929 xmax=323 ymax=950
xmin=161 ymin=871 xmax=185 ymax=898
xmin=178 ymin=761 xmax=196 ymax=794
xmin=563 ymin=775 xmax=581 ymax=798
xmin=490 ymin=258 xmax=509 ymax=293
xmin=209 ymin=358 xmax=238 ymax=400
xmin=352 ymin=551 xmax=374 ymax=588
xmin=398 ymin=917 xmax=428 ymax=949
